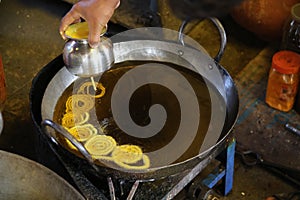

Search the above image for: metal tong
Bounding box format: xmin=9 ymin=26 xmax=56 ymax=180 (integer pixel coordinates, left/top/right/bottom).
xmin=236 ymin=144 xmax=300 ymax=188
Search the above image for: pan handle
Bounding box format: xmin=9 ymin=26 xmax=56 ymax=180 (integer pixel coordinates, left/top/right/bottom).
xmin=178 ymin=17 xmax=227 ymax=63
xmin=41 ymin=119 xmax=98 ymax=170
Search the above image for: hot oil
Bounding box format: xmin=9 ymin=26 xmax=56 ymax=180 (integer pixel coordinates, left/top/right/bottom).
xmin=53 ymin=61 xmax=226 ymax=168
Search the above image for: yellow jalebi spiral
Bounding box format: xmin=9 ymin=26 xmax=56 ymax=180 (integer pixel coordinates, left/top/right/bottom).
xmin=65 ymin=94 xmax=94 ymax=113
xmin=111 ymin=144 xmax=150 ymax=170
xmin=77 ymin=81 xmax=106 ymax=99
xmin=84 ymin=135 xmax=117 ymax=158
xmin=61 ymin=112 xmax=89 ymax=128
xmin=112 ymin=145 xmax=143 ymax=164
xmin=68 ymin=124 xmax=97 ymax=142
xmin=113 ymin=154 xmax=150 ymax=170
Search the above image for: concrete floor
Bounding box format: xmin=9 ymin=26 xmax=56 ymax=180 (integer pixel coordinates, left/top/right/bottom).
xmin=0 ymin=0 xmax=299 ymax=199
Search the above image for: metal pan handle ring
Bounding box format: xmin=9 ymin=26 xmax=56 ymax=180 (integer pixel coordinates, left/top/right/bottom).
xmin=178 ymin=17 xmax=227 ymax=63
xmin=41 ymin=119 xmax=96 ymax=168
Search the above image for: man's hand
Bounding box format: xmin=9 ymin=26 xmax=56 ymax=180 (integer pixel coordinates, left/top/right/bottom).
xmin=60 ymin=0 xmax=120 ymax=48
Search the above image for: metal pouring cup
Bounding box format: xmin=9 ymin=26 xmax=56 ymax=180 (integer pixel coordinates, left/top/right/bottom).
xmin=63 ymin=36 xmax=114 ymax=77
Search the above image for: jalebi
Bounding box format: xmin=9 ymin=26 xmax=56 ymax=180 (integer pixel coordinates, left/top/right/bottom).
xmin=65 ymin=94 xmax=94 ymax=113
xmin=84 ymin=135 xmax=117 ymax=158
xmin=112 ymin=145 xmax=143 ymax=164
xmin=111 ymin=144 xmax=150 ymax=170
xmin=61 ymin=112 xmax=89 ymax=128
xmin=77 ymin=81 xmax=106 ymax=99
xmin=68 ymin=123 xmax=97 ymax=142
xmin=113 ymin=154 xmax=150 ymax=170
xmin=59 ymin=80 xmax=151 ymax=170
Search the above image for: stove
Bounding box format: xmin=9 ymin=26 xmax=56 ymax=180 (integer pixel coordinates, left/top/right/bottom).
xmin=34 ymin=123 xmax=235 ymax=200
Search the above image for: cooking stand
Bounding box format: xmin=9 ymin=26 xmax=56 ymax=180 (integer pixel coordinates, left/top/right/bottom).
xmin=43 ymin=130 xmax=235 ymax=200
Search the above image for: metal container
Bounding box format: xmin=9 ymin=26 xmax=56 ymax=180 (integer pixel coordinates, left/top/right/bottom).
xmin=0 ymin=150 xmax=84 ymax=200
xmin=63 ymin=36 xmax=114 ymax=77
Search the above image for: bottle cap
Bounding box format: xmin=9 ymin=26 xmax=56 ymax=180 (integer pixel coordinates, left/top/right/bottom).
xmin=292 ymin=3 xmax=300 ymax=22
xmin=272 ymin=50 xmax=300 ymax=74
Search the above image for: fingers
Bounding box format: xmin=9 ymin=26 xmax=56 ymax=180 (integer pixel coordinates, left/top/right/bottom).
xmin=88 ymin=20 xmax=105 ymax=48
xmin=115 ymin=0 xmax=120 ymax=9
xmin=59 ymin=8 xmax=81 ymax=40
xmin=59 ymin=0 xmax=120 ymax=47
xmin=87 ymin=7 xmax=114 ymax=48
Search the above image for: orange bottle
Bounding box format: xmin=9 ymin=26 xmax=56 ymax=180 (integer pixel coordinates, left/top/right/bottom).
xmin=265 ymin=50 xmax=300 ymax=112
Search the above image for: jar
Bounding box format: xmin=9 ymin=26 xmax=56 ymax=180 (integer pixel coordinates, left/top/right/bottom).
xmin=281 ymin=3 xmax=300 ymax=114
xmin=265 ymin=50 xmax=300 ymax=112
xmin=281 ymin=3 xmax=300 ymax=53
